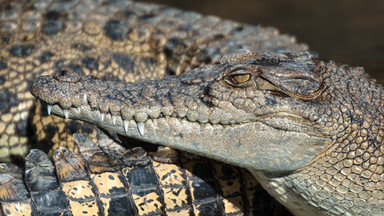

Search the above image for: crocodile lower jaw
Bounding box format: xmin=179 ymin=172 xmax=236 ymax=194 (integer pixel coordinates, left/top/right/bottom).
xmin=46 ymin=102 xmax=332 ymax=172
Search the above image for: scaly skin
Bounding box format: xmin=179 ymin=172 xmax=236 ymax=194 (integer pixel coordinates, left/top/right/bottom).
xmin=31 ymin=51 xmax=384 ymax=215
xmin=0 ymin=0 xmax=306 ymax=162
xmin=0 ymin=129 xmax=280 ymax=216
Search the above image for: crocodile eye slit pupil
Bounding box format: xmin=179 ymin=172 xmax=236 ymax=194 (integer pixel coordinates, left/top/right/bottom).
xmin=231 ymin=74 xmax=251 ymax=84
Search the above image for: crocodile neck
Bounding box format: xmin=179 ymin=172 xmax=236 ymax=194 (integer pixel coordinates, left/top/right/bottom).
xmin=31 ymin=51 xmax=384 ymax=215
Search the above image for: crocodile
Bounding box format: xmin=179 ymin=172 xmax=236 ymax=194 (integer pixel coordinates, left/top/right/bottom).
xmin=1 ymin=128 xmax=285 ymax=216
xmin=31 ymin=50 xmax=384 ymax=216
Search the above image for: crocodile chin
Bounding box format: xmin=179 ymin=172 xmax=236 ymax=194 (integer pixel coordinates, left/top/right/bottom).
xmin=47 ymin=102 xmax=332 ymax=172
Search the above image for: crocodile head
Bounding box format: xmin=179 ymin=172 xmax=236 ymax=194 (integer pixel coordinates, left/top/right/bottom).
xmin=31 ymin=50 xmax=346 ymax=172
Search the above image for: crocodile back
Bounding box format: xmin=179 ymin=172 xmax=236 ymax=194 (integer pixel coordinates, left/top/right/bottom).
xmin=0 ymin=130 xmax=289 ymax=215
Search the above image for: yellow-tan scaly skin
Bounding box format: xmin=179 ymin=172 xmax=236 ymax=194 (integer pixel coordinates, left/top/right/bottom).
xmin=0 ymin=0 xmax=306 ymax=162
xmin=0 ymin=129 xmax=276 ymax=216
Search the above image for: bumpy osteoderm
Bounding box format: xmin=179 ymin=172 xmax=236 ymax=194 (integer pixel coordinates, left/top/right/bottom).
xmin=31 ymin=50 xmax=384 ymax=215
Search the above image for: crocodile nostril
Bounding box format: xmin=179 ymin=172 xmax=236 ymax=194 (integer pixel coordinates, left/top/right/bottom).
xmin=53 ymin=69 xmax=81 ymax=83
xmin=59 ymin=70 xmax=68 ymax=76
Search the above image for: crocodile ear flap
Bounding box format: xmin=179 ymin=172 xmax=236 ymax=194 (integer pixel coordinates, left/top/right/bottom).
xmin=258 ymin=61 xmax=325 ymax=100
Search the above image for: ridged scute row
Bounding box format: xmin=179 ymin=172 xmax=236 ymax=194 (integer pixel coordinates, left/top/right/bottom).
xmin=0 ymin=129 xmax=286 ymax=216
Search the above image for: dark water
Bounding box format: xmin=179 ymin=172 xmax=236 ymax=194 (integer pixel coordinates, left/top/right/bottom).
xmin=145 ymin=0 xmax=384 ymax=83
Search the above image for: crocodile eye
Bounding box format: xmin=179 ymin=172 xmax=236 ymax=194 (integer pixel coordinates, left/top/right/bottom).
xmin=224 ymin=65 xmax=254 ymax=87
xmin=231 ymin=74 xmax=250 ymax=84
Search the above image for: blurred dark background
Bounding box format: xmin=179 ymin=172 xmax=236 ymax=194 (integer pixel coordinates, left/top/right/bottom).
xmin=144 ymin=0 xmax=384 ymax=83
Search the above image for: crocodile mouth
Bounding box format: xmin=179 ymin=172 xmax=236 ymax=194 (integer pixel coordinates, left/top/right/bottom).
xmin=42 ymin=99 xmax=323 ymax=139
xmin=255 ymin=113 xmax=323 ymax=136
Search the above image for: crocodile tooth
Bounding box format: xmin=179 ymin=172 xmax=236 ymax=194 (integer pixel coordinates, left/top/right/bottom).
xmin=82 ymin=94 xmax=87 ymax=105
xmin=63 ymin=109 xmax=69 ymax=119
xmin=137 ymin=122 xmax=145 ymax=136
xmin=124 ymin=120 xmax=129 ymax=132
xmin=100 ymin=113 xmax=105 ymax=122
xmin=112 ymin=116 xmax=117 ymax=125
xmin=47 ymin=105 xmax=52 ymax=115
xmin=153 ymin=118 xmax=157 ymax=125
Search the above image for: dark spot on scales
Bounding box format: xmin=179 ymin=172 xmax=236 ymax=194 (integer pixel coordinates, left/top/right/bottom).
xmin=15 ymin=120 xmax=28 ymax=136
xmin=0 ymin=75 xmax=5 ymax=85
xmin=1 ymin=33 xmax=10 ymax=43
xmin=44 ymin=10 xmax=61 ymax=20
xmin=164 ymin=37 xmax=185 ymax=58
xmin=112 ymin=53 xmax=134 ymax=72
xmin=139 ymin=13 xmax=156 ymax=20
xmin=0 ymin=90 xmax=18 ymax=113
xmin=232 ymin=26 xmax=244 ymax=32
xmin=140 ymin=57 xmax=158 ymax=67
xmin=54 ymin=59 xmax=65 ymax=68
xmin=191 ymin=163 xmax=212 ymax=180
xmin=68 ymin=121 xmax=83 ymax=134
xmin=71 ymin=65 xmax=83 ymax=75
xmin=104 ymin=19 xmax=131 ymax=41
xmin=161 ymin=170 xmax=176 ymax=181
xmin=9 ymin=44 xmax=36 ymax=57
xmin=0 ymin=60 xmax=7 ymax=70
xmin=196 ymin=201 xmax=220 ymax=215
xmin=83 ymin=57 xmax=99 ymax=70
xmin=191 ymin=180 xmax=218 ymax=201
xmin=39 ymin=51 xmax=54 ymax=63
xmin=81 ymin=124 xmax=95 ymax=135
xmin=220 ymin=165 xmax=236 ymax=176
xmin=108 ymin=175 xmax=114 ymax=180
xmin=42 ymin=11 xmax=66 ymax=35
xmin=106 ymin=196 xmax=135 ymax=215
xmin=107 ymin=186 xmax=126 ymax=195
xmin=31 ymin=190 xmax=67 ymax=210
xmin=213 ymin=33 xmax=225 ymax=41
xmin=123 ymin=9 xmax=135 ymax=17
xmin=265 ymin=95 xmax=278 ymax=106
